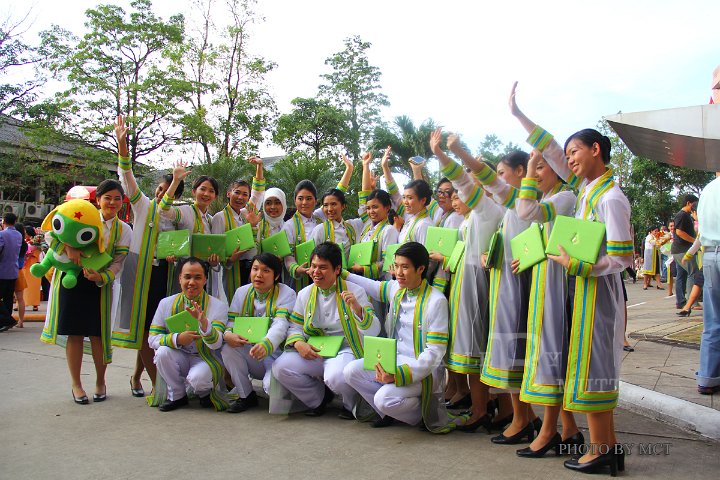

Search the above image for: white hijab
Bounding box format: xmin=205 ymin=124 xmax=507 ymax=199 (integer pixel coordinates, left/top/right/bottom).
xmin=263 ymin=187 xmax=287 ymax=229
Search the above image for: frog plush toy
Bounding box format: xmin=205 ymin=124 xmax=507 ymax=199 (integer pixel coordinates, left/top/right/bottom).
xmin=29 ymin=199 xmax=106 ymax=289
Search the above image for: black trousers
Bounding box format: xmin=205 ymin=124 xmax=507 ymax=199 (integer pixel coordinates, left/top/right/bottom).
xmin=0 ymin=278 xmax=17 ymax=326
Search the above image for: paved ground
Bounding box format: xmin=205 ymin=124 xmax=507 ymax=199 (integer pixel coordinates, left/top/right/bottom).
xmin=3 ymin=280 xmax=720 ymax=478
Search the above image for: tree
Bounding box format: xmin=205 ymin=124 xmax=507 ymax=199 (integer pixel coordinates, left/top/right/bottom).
xmin=371 ymin=115 xmax=444 ymax=180
xmin=35 ymin=0 xmax=189 ymax=165
xmin=268 ymin=153 xmax=339 ymax=210
xmin=273 ymin=97 xmax=348 ymax=161
xmin=319 ymin=35 xmax=389 ymax=160
xmin=0 ymin=12 xmax=43 ymax=116
xmin=180 ymin=0 xmax=277 ymax=164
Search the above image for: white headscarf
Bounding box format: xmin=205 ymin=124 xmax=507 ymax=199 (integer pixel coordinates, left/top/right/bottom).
xmin=263 ymin=187 xmax=287 ymax=230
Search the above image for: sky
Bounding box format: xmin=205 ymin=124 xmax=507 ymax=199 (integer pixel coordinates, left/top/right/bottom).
xmin=4 ymin=0 xmax=720 ymax=168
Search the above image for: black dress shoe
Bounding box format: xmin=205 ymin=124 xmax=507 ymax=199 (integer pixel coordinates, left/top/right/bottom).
xmin=72 ymin=390 xmax=89 ymax=405
xmin=227 ymin=391 xmax=259 ymax=413
xmin=490 ymin=413 xmax=513 ymax=431
xmin=130 ymin=379 xmax=145 ymax=398
xmin=371 ymin=415 xmax=395 ymax=428
xmin=559 ymin=431 xmax=586 ymax=456
xmin=516 ymin=432 xmax=562 ymax=457
xmin=446 ymin=393 xmax=472 ymax=410
xmin=198 ymin=394 xmax=213 ymax=408
xmin=457 ymin=414 xmax=492 ymax=433
xmin=491 ymin=422 xmax=535 ymax=445
xmin=93 ymin=387 xmax=107 ymax=402
xmin=564 ymin=451 xmax=619 ymax=476
xmin=337 ymin=407 xmax=355 ymax=420
xmin=158 ymin=396 xmax=189 ymax=412
xmin=304 ymin=386 xmax=334 ymax=417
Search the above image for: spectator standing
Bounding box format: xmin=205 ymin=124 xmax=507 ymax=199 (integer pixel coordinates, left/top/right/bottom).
xmin=0 ymin=213 xmax=23 ymax=332
xmin=671 ymin=194 xmax=699 ymax=308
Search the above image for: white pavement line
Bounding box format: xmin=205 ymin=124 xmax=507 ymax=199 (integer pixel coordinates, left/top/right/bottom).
xmin=619 ymin=381 xmax=720 ymax=441
xmin=627 ymin=302 xmax=647 ymax=309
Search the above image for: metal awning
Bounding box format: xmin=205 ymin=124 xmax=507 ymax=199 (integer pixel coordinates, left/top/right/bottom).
xmin=605 ymin=105 xmax=720 ymax=172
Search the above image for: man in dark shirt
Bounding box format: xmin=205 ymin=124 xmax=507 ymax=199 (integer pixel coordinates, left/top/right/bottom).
xmin=0 ymin=213 xmax=23 ymax=331
xmin=671 ymin=194 xmax=699 ymax=308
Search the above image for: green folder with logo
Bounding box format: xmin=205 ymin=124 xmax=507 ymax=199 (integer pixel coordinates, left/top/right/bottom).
xmin=510 ymin=223 xmax=546 ymax=273
xmin=382 ymin=243 xmax=402 ymax=272
xmin=485 ymin=230 xmax=503 ymax=269
xmin=225 ymin=224 xmax=255 ymax=255
xmin=261 ymin=231 xmax=292 ymax=257
xmin=447 ymin=241 xmax=466 ymax=274
xmin=192 ymin=233 xmax=226 ymax=260
xmin=232 ymin=316 xmax=270 ymax=344
xmin=307 ymin=335 xmax=344 ymax=358
xmin=80 ymin=250 xmax=113 ymax=272
xmin=156 ymin=229 xmax=191 ymax=259
xmin=363 ymin=336 xmax=397 ymax=374
xmin=426 ymin=226 xmax=459 ymax=257
xmin=295 ymin=239 xmax=315 ymax=267
xmin=165 ymin=310 xmax=199 ymax=334
xmin=348 ymin=242 xmax=374 ymax=266
xmin=545 ymin=216 xmax=606 ymax=264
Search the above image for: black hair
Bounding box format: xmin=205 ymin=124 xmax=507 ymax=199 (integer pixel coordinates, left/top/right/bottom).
xmin=14 ymin=223 xmax=25 ymax=237
xmin=437 ymin=177 xmax=453 ymax=189
xmin=395 ymin=241 xmax=430 ymax=278
xmin=404 ymin=179 xmax=433 ymax=206
xmin=564 ymin=129 xmax=612 ymax=165
xmin=252 ymin=252 xmax=283 ymax=284
xmin=3 ymin=212 xmax=17 ymax=225
xmin=690 ymin=201 xmax=698 ymax=212
xmin=24 ymin=225 xmax=35 ymax=237
xmin=682 ymin=194 xmax=699 ymax=207
xmin=228 ymin=180 xmax=251 ymax=193
xmin=192 ymin=175 xmax=219 ymax=195
xmin=294 ymin=180 xmax=317 ymax=200
xmin=161 ymin=173 xmax=184 ymax=199
xmin=367 ymin=189 xmax=392 ymax=208
xmin=15 ymin=223 xmax=28 ymax=257
xmin=310 ymin=242 xmax=342 ymax=270
xmin=498 ymin=150 xmax=530 ymax=173
xmin=177 ymin=256 xmax=209 ymax=280
xmin=96 ymin=179 xmax=125 ymax=198
xmin=321 ymin=188 xmax=347 ymax=206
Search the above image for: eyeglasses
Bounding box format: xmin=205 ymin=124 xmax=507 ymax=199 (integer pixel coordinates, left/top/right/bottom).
xmin=436 ymin=189 xmax=454 ymax=197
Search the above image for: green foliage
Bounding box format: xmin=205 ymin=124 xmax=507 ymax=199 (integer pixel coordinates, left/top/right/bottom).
xmin=0 ymin=13 xmax=43 ymax=116
xmin=477 ymin=134 xmax=524 ymax=166
xmin=36 ymin=0 xmax=190 ymax=164
xmin=191 ymin=153 xmax=256 ymax=214
xmin=269 ymin=152 xmax=340 ymax=210
xmin=318 ymin=35 xmax=389 ymax=160
xmin=273 ymin=97 xmax=348 ymax=161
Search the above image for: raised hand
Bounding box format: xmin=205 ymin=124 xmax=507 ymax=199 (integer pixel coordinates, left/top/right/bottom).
xmin=172 ymin=160 xmax=191 ymax=182
xmin=381 ymin=146 xmax=392 ymax=169
xmin=429 ymin=127 xmax=443 ymax=155
xmin=509 ymin=80 xmax=521 ymax=117
xmin=245 ymin=203 xmax=260 ymax=227
xmin=446 ymin=133 xmax=461 ymax=153
xmin=342 ymin=152 xmax=353 ymax=170
xmin=185 ymin=300 xmax=209 ymax=331
xmin=248 ymin=156 xmax=263 ymax=166
xmin=362 ymin=151 xmax=373 ymax=167
xmin=114 ymin=115 xmax=130 ymax=157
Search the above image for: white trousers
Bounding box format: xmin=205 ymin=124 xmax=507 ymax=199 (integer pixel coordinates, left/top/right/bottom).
xmin=344 ymin=359 xmax=422 ymax=425
xmin=271 ymin=351 xmax=357 ymax=410
xmin=220 ymin=344 xmax=276 ymax=397
xmin=154 ymin=346 xmax=213 ymax=401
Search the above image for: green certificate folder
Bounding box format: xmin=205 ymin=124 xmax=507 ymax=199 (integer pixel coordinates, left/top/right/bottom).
xmin=295 ymin=239 xmax=315 ymax=267
xmin=510 ymin=223 xmax=546 ymax=273
xmin=363 ymin=336 xmax=397 ymax=374
xmin=426 ymin=226 xmax=459 ymax=257
xmin=232 ymin=316 xmax=270 ymax=344
xmin=165 ymin=310 xmax=199 ymax=334
xmin=225 ymin=224 xmax=255 ymax=254
xmin=382 ymin=243 xmax=402 ymax=272
xmin=447 ymin=241 xmax=466 ymax=274
xmin=261 ymin=231 xmax=292 ymax=257
xmin=192 ymin=233 xmax=227 ymax=260
xmin=486 ymin=230 xmax=503 ymax=269
xmin=80 ymin=250 xmax=113 ymax=272
xmin=156 ymin=229 xmax=191 ymax=259
xmin=307 ymin=335 xmax=344 ymax=358
xmin=545 ymin=216 xmax=606 ymax=264
xmin=348 ymin=242 xmax=374 ymax=266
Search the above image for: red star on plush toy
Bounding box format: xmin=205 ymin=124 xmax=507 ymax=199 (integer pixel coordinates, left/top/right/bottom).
xmin=74 ymin=211 xmax=83 ymax=220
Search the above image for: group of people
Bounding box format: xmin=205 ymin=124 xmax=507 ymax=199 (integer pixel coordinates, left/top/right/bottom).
xmin=0 ymin=213 xmax=42 ymax=332
xmin=38 ymin=85 xmax=642 ymax=476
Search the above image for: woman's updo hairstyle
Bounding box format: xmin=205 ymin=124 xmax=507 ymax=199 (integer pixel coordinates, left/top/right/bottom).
xmin=564 ymin=129 xmax=612 ymax=165
xmin=404 ymin=179 xmax=433 ymax=206
xmin=498 ymin=150 xmax=530 ymax=172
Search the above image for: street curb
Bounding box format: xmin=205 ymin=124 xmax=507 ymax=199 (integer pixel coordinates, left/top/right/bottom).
xmin=619 ymin=381 xmax=720 ymax=441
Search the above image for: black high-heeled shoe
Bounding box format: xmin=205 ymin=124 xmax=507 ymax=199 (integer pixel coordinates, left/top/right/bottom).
xmin=676 ymin=307 xmax=692 ymax=317
xmin=558 ymin=431 xmax=586 ymax=456
xmin=490 ymin=413 xmax=513 ymax=431
xmin=615 ymin=444 xmax=626 ymax=472
xmin=446 ymin=393 xmax=472 ymax=410
xmin=130 ymin=378 xmax=145 ymax=397
xmin=564 ymin=451 xmax=619 ymax=477
xmin=72 ymin=389 xmax=89 ymax=405
xmin=516 ymin=432 xmax=562 ymax=458
xmin=457 ymin=414 xmax=492 ymax=433
xmin=491 ymin=422 xmax=535 ymax=444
